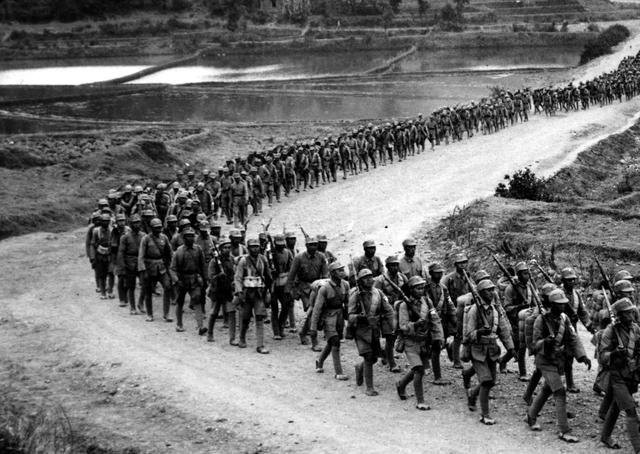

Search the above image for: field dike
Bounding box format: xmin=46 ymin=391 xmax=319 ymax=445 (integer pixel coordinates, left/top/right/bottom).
xmin=419 ymin=117 xmax=640 ymax=283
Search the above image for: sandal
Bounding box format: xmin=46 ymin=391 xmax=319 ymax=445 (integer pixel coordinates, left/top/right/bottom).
xmin=416 ymin=403 xmax=431 ymax=411
xmin=256 ymin=346 xmax=270 ymax=354
xmin=334 ymin=374 xmax=349 ymax=381
xmin=601 ymin=437 xmax=621 ymax=449
xmin=315 ymin=360 xmax=324 ymax=373
xmin=480 ymin=415 xmax=495 ymax=425
xmin=527 ymin=414 xmax=541 ymax=431
xmin=558 ymin=432 xmax=579 ymax=443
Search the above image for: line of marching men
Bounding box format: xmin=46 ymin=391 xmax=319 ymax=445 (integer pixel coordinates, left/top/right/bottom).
xmin=86 ymin=204 xmax=640 ymax=450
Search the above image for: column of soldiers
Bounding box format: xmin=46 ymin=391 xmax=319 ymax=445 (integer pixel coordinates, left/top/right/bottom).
xmin=88 ymin=197 xmax=640 ymax=449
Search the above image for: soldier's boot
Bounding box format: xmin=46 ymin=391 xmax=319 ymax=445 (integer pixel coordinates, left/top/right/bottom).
xmin=598 ymin=391 xmax=614 ymax=421
xmin=517 ymin=350 xmax=528 ymax=381
xmin=431 ymin=348 xmax=449 ymax=385
xmin=452 ymin=337 xmax=463 ymax=368
xmin=523 ymin=368 xmax=542 ymax=405
xmin=467 ymin=385 xmax=479 ymax=411
xmin=626 ymin=415 xmax=640 ymax=453
xmin=228 ymin=311 xmax=238 ymax=346
xmin=413 ymin=369 xmax=429 ymax=409
xmin=396 ymin=370 xmax=414 ymax=400
xmin=385 ymin=335 xmax=399 ymax=372
xmin=363 ymin=361 xmax=378 ymax=396
xmin=331 ymin=346 xmax=347 ymax=380
xmin=310 ymin=333 xmax=322 ymax=352
xmin=207 ymin=312 xmax=215 ymax=342
xmin=162 ymin=291 xmax=171 ymax=320
xmin=238 ymin=318 xmax=249 ymax=348
xmin=479 ymin=384 xmax=493 ymax=423
xmin=255 ymin=316 xmax=269 ymax=354
xmin=194 ymin=301 xmax=205 ymax=333
xmin=355 ymin=362 xmax=364 ymax=386
xmin=316 ymin=342 xmax=331 ymax=372
xmin=552 ymin=389 xmax=570 ymax=436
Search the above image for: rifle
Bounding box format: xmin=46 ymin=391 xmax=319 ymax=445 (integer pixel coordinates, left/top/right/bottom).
xmin=382 ymin=273 xmax=410 ymax=303
xmin=595 ymin=256 xmax=616 ymax=324
xmin=490 ymin=253 xmax=532 ymax=313
xmin=530 ymin=259 xmax=553 ymax=284
xmin=299 ymin=225 xmax=310 ymax=241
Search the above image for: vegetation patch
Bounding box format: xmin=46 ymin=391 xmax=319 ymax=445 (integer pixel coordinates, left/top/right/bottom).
xmin=580 ymin=24 xmax=630 ymax=65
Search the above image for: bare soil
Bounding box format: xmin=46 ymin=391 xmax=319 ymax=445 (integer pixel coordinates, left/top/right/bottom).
xmin=3 ymin=20 xmax=640 ymax=454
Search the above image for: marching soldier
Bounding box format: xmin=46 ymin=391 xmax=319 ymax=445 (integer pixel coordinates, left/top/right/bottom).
xmin=317 ymin=234 xmax=337 ymax=264
xmin=206 ymin=236 xmax=238 ymax=345
xmin=287 ymin=236 xmax=329 ymax=350
xmin=561 ymin=267 xmax=594 ymax=393
xmin=353 ymin=240 xmax=384 ymax=279
xmin=426 ymin=262 xmax=456 ymax=385
xmin=271 ymin=234 xmax=294 ymax=340
xmin=138 ymin=218 xmax=173 ymax=322
xmin=170 ymin=227 xmax=207 ymax=334
xmin=526 ymin=289 xmax=591 ymax=443
xmin=234 ymin=238 xmax=273 ymax=353
xmin=443 ymin=253 xmax=472 ymax=368
xmin=463 ymin=279 xmax=515 ymax=425
xmin=110 ymin=213 xmax=128 ymax=305
xmin=395 ymin=276 xmax=444 ymax=410
xmin=90 ymin=213 xmax=112 ymax=300
xmin=399 ymin=238 xmax=424 ymax=279
xmin=116 ymin=214 xmax=145 ymax=315
xmin=310 ymin=261 xmax=350 ymax=380
xmin=374 ymin=256 xmax=408 ymax=373
xmin=597 ymin=298 xmax=640 ymax=451
xmin=349 ymin=268 xmax=395 ymax=396
xmin=499 ymin=261 xmax=534 ymax=381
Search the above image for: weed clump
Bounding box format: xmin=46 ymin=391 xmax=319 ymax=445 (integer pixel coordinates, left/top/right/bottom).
xmin=580 ymin=24 xmax=630 ymax=65
xmin=495 ymin=167 xmax=551 ymax=201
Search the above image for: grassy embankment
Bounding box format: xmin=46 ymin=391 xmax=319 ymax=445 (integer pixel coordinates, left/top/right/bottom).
xmin=419 ymin=121 xmax=640 ymax=283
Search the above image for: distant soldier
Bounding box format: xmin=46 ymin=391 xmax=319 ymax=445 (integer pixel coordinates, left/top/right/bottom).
xmin=349 ymin=269 xmax=395 ymax=396
xmin=526 ymin=289 xmax=591 ymax=443
xmin=463 ymin=279 xmax=514 ymax=425
xmin=138 ymin=218 xmax=173 ymax=322
xmin=310 ymin=261 xmax=350 ymax=381
xmin=230 ymin=172 xmax=248 ymax=228
xmin=110 ymin=213 xmax=128 ymax=305
xmin=395 ymin=276 xmax=444 ymax=410
xmin=234 ymin=238 xmax=273 ymax=353
xmin=316 ymin=234 xmax=337 ymax=264
xmin=170 ymin=227 xmax=207 ymax=334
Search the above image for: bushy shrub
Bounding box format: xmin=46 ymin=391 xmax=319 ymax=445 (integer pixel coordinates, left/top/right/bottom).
xmin=495 ymin=167 xmax=551 ymax=201
xmin=580 ymin=24 xmax=630 ymax=65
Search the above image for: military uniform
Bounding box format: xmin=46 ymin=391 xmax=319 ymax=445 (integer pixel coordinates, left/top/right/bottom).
xmin=206 ymin=238 xmax=237 ymax=344
xmin=138 ymin=228 xmax=173 ymax=320
xmin=271 ymin=238 xmax=294 ymax=339
xmin=170 ymin=231 xmax=207 ymax=333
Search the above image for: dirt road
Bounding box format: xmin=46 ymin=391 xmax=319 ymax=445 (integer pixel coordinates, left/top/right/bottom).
xmin=3 ymin=29 xmax=640 ymax=454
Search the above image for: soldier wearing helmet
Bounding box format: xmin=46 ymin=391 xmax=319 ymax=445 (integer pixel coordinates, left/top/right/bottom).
xmin=560 ymin=267 xmax=594 ymax=393
xmin=598 ymin=297 xmax=640 ymax=452
xmin=374 ymin=255 xmax=408 ymax=373
xmin=230 ymin=172 xmax=248 ymax=228
xmin=353 ymin=240 xmax=384 ymax=283
xmin=500 ymin=261 xmax=535 ymax=381
xmin=193 ymin=181 xmax=213 ymax=219
xmin=287 ymin=236 xmax=329 ymax=351
xmin=426 ymin=262 xmax=456 ymax=385
xmin=206 ymin=235 xmax=238 ymax=345
xmin=270 ymin=234 xmax=294 ymax=341
xmin=395 ymin=275 xmax=444 ymax=410
xmin=526 ymin=289 xmax=590 ymax=443
xmin=349 ymin=268 xmax=395 ymax=397
xmin=86 ymin=210 xmax=103 ymax=293
xmin=309 ymin=261 xmax=350 ymax=380
xmin=116 ymin=214 xmax=145 ymax=315
xmin=234 ymin=238 xmax=273 ymax=353
xmin=443 ymin=252 xmax=472 ymax=369
xmin=138 ymin=217 xmax=173 ymax=322
xmin=90 ymin=213 xmax=113 ymax=299
xmin=462 ymin=279 xmax=515 ymax=426
xmin=110 ymin=212 xmax=128 ymax=305
xmin=316 ymin=234 xmax=336 ymax=264
xmin=119 ymin=184 xmax=135 ymax=217
xmin=399 ymin=238 xmax=424 ymax=279
xmin=170 ymin=227 xmax=207 ymax=335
